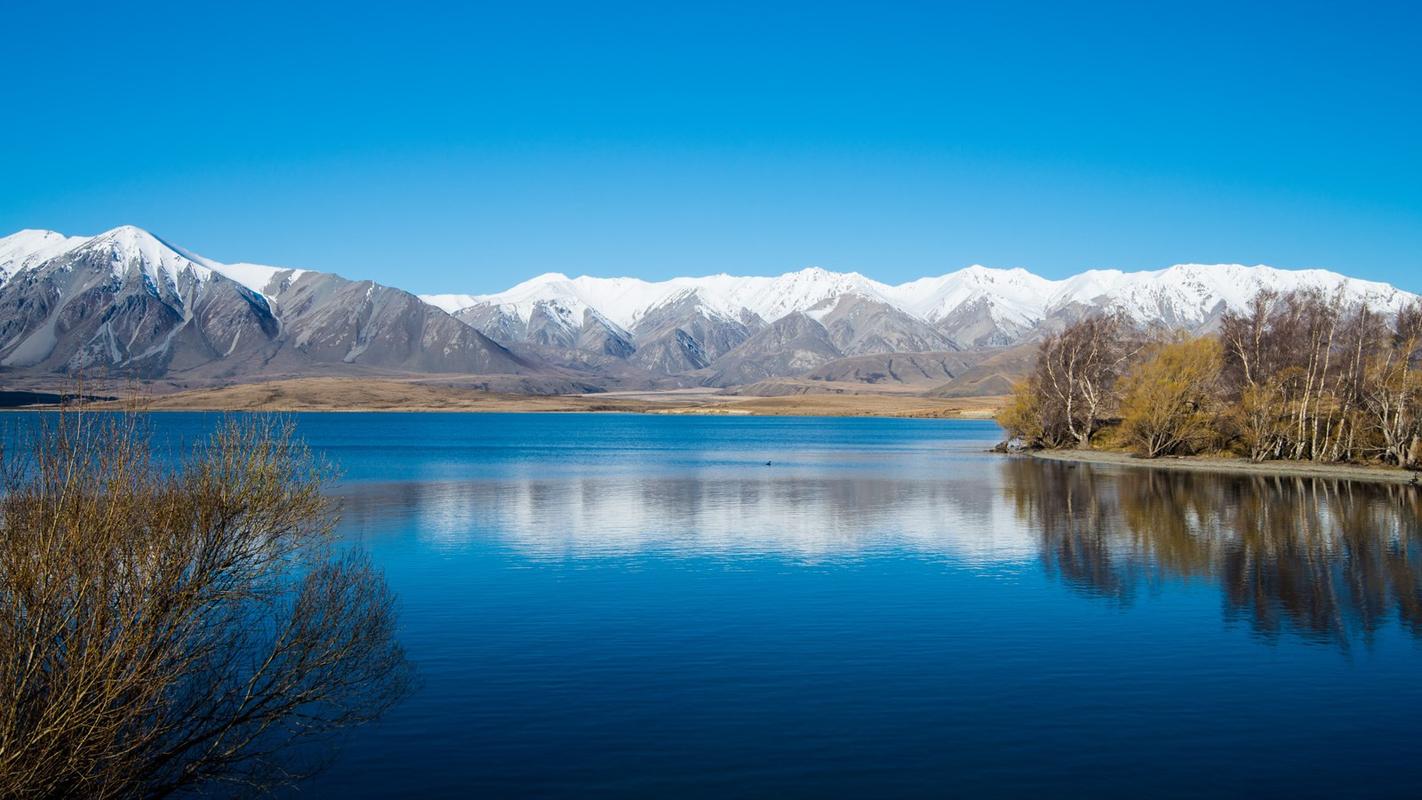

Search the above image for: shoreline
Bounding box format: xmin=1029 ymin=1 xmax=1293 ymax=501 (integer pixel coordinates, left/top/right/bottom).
xmin=3 ymin=403 xmax=1000 ymax=420
xmin=1024 ymin=448 xmax=1421 ymax=486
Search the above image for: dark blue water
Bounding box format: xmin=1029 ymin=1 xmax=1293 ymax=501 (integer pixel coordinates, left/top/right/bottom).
xmin=13 ymin=412 xmax=1422 ymax=797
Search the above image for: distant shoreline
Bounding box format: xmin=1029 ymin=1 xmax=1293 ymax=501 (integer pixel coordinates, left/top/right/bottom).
xmin=1022 ymin=448 xmax=1421 ymax=486
xmin=0 ymin=378 xmax=1008 ymax=420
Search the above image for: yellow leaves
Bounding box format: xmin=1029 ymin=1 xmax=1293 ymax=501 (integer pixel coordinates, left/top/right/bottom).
xmin=996 ymin=378 xmax=1043 ymax=442
xmin=1118 ymin=337 xmax=1223 ymax=458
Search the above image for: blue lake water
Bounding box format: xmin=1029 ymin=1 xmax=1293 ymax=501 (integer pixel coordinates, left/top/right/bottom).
xmin=13 ymin=412 xmax=1422 ymax=796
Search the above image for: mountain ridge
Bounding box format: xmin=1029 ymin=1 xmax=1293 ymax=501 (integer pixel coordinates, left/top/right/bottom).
xmin=426 ymin=260 xmax=1416 ymax=353
xmin=0 ymin=225 xmax=531 ymax=383
xmin=3 ymin=225 xmax=1417 ymax=394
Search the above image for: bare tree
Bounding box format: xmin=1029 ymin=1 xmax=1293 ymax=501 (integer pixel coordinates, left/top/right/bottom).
xmin=1221 ymin=290 xmax=1288 ymax=461
xmin=0 ymin=410 xmax=413 ymax=798
xmin=1361 ymin=301 xmax=1422 ymax=466
xmin=1220 ymin=288 xmax=1279 ymax=393
xmin=1034 ymin=312 xmax=1137 ymax=448
xmin=1220 ymin=288 xmax=1388 ymax=463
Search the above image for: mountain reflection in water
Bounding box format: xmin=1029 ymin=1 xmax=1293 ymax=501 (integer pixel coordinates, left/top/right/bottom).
xmin=337 ymin=458 xmax=1422 ymax=647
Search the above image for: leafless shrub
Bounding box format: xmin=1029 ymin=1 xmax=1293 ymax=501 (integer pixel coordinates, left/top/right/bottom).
xmin=0 ymin=409 xmax=413 ymax=797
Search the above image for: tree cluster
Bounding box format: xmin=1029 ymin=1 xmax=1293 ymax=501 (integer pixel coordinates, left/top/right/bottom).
xmin=996 ymin=312 xmax=1140 ymax=449
xmin=1000 ymin=288 xmax=1422 ymax=466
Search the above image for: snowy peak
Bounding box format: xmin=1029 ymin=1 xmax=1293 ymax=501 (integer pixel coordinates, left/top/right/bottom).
xmin=76 ymin=225 xmax=213 ymax=287
xmin=889 ymin=266 xmax=1054 ymax=329
xmin=0 ymin=225 xmax=526 ymax=380
xmin=0 ymin=229 xmax=87 ymax=283
xmin=0 ymin=224 xmax=303 ymax=297
xmin=1044 ymin=263 xmax=1412 ymax=328
xmin=750 ymin=267 xmax=887 ymax=320
xmin=420 ymin=292 xmax=481 ymax=314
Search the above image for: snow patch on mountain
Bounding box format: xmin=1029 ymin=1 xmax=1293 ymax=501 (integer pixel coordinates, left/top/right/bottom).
xmin=209 ymin=262 xmax=306 ymax=295
xmin=888 ymin=266 xmax=1052 ymax=328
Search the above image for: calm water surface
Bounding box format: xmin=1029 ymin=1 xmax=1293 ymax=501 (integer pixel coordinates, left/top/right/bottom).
xmin=20 ymin=412 xmax=1422 ymax=797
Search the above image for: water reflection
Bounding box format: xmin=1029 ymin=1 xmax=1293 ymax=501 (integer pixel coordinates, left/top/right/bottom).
xmin=335 ymin=458 xmax=1422 ymax=646
xmin=1004 ymin=459 xmax=1422 ymax=645
xmin=337 ymin=475 xmax=1038 ymax=566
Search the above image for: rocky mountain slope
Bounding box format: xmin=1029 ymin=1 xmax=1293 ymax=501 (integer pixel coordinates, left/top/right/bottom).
xmin=427 ymin=260 xmax=1416 ymax=390
xmin=0 ymin=226 xmax=529 ymax=383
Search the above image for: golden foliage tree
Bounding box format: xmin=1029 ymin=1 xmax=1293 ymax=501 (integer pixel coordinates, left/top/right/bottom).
xmin=1118 ymin=337 xmax=1222 ymax=458
xmin=1229 ymin=384 xmax=1291 ymax=463
xmin=0 ymin=411 xmax=412 ymax=798
xmin=997 ymin=376 xmax=1073 ymax=449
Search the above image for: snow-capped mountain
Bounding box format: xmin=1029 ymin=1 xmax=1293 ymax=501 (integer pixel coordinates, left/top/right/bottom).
xmin=0 ymin=226 xmax=289 ymax=296
xmin=2 ymin=224 xmax=1416 ymax=393
xmin=0 ymin=226 xmax=525 ymax=380
xmin=422 ymin=267 xmax=886 ymax=331
xmin=0 ymin=229 xmax=88 ymax=284
xmin=428 ymin=261 xmax=1417 ymax=352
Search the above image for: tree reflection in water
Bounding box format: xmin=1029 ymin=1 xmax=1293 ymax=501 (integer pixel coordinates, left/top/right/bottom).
xmin=1002 ymin=459 xmax=1422 ymax=645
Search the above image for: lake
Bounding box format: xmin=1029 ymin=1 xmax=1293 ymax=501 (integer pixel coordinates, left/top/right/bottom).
xmin=15 ymin=412 xmax=1422 ymax=796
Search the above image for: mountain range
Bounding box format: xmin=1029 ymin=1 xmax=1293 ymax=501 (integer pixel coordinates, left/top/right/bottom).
xmin=1 ymin=225 xmax=1416 ymax=395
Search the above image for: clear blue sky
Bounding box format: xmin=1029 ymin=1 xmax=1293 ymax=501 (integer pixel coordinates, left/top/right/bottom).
xmin=3 ymin=0 xmax=1419 ymax=293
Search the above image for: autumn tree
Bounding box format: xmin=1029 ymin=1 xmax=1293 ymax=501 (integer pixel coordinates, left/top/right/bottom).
xmin=0 ymin=411 xmax=413 ymax=798
xmin=997 ymin=376 xmax=1073 ymax=448
xmin=1118 ymin=336 xmax=1223 ymax=458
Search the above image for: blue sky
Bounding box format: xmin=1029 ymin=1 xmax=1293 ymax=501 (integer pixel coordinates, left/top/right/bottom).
xmin=3 ymin=0 xmax=1419 ymax=293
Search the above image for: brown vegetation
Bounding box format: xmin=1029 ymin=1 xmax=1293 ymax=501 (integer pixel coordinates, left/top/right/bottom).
xmin=0 ymin=410 xmax=412 ymax=797
xmin=999 ymin=288 xmax=1422 ymax=468
xmin=1118 ymin=336 xmax=1222 ymax=458
xmin=114 ymin=377 xmax=673 ymax=413
xmin=69 ymin=377 xmax=1005 ymax=419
